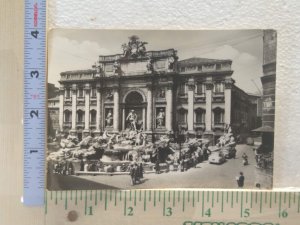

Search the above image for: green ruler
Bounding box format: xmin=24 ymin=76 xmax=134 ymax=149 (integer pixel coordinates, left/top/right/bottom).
xmin=45 ymin=190 xmax=300 ymax=225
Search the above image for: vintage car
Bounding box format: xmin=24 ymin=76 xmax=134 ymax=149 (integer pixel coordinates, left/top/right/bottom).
xmin=221 ymin=146 xmax=237 ymax=159
xmin=208 ymin=151 xmax=226 ymax=164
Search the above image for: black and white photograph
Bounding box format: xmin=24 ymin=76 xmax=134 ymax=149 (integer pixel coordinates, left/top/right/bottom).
xmin=47 ymin=29 xmax=276 ymax=190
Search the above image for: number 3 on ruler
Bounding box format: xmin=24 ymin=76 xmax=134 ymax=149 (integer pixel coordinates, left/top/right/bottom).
xmin=165 ymin=207 xmax=172 ymax=216
xmin=30 ymin=71 xmax=39 ymax=78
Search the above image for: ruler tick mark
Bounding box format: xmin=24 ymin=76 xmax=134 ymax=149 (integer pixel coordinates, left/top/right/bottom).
xmin=173 ymin=191 xmax=175 ymax=207
xmin=260 ymin=192 xmax=263 ymax=213
xmin=183 ymin=191 xmax=185 ymax=212
xmin=144 ymin=190 xmax=147 ymax=211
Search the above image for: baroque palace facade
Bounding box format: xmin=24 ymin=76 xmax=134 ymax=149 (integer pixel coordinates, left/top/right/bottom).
xmin=51 ymin=36 xmax=259 ymax=142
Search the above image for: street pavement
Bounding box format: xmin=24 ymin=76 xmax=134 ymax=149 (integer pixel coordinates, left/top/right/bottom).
xmin=48 ymin=144 xmax=272 ymax=190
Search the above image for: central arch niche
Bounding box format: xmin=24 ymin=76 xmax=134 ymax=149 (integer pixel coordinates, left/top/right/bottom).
xmin=125 ymin=91 xmax=144 ymax=104
xmin=123 ymin=91 xmax=146 ymax=131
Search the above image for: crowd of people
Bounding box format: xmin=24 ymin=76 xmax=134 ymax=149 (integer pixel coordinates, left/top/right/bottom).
xmin=52 ymin=161 xmax=74 ymax=175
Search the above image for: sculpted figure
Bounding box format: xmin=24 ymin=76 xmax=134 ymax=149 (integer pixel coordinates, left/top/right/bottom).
xmin=113 ymin=61 xmax=121 ymax=75
xmin=126 ymin=110 xmax=138 ymax=131
xmin=106 ymin=91 xmax=113 ymax=101
xmin=157 ymin=89 xmax=165 ymax=98
xmin=122 ymin=43 xmax=131 ymax=57
xmin=146 ymin=58 xmax=154 ymax=73
xmin=156 ymin=108 xmax=165 ymax=127
xmin=105 ymin=110 xmax=113 ymax=127
xmin=138 ymin=42 xmax=147 ymax=56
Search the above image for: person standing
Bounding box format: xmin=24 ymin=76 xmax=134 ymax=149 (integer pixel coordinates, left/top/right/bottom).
xmin=180 ymin=159 xmax=184 ymax=172
xmin=236 ymin=172 xmax=245 ymax=188
xmin=134 ymin=163 xmax=140 ymax=183
xmin=68 ymin=162 xmax=74 ymax=175
xmin=138 ymin=162 xmax=144 ymax=179
xmin=129 ymin=164 xmax=136 ymax=186
xmin=202 ymin=144 xmax=211 ymax=161
xmin=80 ymin=159 xmax=84 ymax=171
xmin=155 ymin=159 xmax=160 ymax=174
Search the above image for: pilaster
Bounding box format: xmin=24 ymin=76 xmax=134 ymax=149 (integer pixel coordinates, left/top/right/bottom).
xmin=187 ymin=78 xmax=195 ymax=133
xmin=224 ymin=78 xmax=233 ymax=126
xmin=94 ymin=83 xmax=102 ymax=136
xmin=113 ymin=85 xmax=120 ymax=132
xmin=58 ymin=84 xmax=64 ymax=132
xmin=165 ymin=83 xmax=173 ymax=131
xmin=146 ymin=83 xmax=153 ymax=131
xmin=70 ymin=84 xmax=77 ymax=134
xmin=83 ymin=83 xmax=91 ymax=137
xmin=205 ymin=80 xmax=213 ymax=132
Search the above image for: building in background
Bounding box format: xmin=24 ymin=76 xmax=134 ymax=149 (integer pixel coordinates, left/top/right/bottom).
xmin=48 ymin=96 xmax=59 ymax=137
xmin=231 ymin=87 xmax=262 ymax=142
xmin=48 ymin=36 xmax=261 ymax=142
xmin=253 ymin=30 xmax=276 ymax=152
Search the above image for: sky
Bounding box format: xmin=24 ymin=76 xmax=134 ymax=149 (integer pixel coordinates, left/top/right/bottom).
xmin=48 ymin=29 xmax=263 ymax=94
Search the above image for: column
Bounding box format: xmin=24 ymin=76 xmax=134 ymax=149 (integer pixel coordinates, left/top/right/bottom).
xmin=146 ymin=85 xmax=153 ymax=131
xmin=95 ymin=84 xmax=101 ymax=134
xmin=224 ymin=79 xmax=232 ymax=125
xmin=165 ymin=84 xmax=173 ymax=131
xmin=205 ymin=81 xmax=213 ymax=131
xmin=70 ymin=84 xmax=77 ymax=135
xmin=83 ymin=83 xmax=90 ymax=136
xmin=142 ymin=108 xmax=146 ymax=131
xmin=58 ymin=85 xmax=64 ymax=132
xmin=122 ymin=109 xmax=125 ymax=130
xmin=113 ymin=87 xmax=120 ymax=132
xmin=187 ymin=78 xmax=195 ymax=132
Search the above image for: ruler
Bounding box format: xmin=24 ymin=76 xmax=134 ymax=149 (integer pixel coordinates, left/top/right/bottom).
xmin=45 ymin=190 xmax=300 ymax=225
xmin=24 ymin=0 xmax=46 ymax=206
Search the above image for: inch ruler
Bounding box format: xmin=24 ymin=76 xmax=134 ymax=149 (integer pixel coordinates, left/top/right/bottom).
xmin=45 ymin=190 xmax=300 ymax=225
xmin=24 ymin=0 xmax=46 ymax=206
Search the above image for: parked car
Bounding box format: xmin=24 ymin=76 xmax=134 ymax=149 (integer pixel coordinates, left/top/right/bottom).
xmin=208 ymin=151 xmax=226 ymax=164
xmin=221 ymin=146 xmax=236 ymax=159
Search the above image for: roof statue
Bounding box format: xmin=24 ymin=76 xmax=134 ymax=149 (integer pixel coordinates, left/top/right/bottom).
xmin=122 ymin=35 xmax=148 ymax=58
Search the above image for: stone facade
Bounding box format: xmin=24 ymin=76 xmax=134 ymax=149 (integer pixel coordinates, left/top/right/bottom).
xmin=259 ymin=29 xmax=276 ymax=152
xmin=262 ymin=30 xmax=276 ymax=129
xmin=48 ymin=97 xmax=60 ymax=136
xmin=53 ymin=37 xmax=260 ymax=141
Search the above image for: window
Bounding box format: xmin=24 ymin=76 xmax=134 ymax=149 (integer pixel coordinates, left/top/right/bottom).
xmin=64 ymin=110 xmax=71 ymax=122
xmin=196 ymin=83 xmax=205 ymax=95
xmin=65 ymin=88 xmax=71 ymax=99
xmin=213 ymin=108 xmax=224 ymax=124
xmin=197 ymin=65 xmax=202 ymax=71
xmin=91 ymin=88 xmax=96 ymax=98
xmin=90 ymin=110 xmax=96 ymax=124
xmin=78 ymin=88 xmax=84 ymax=98
xmin=186 ymin=66 xmax=196 ymax=72
xmin=178 ymin=108 xmax=187 ymax=124
xmin=216 ymin=64 xmax=221 ymax=70
xmin=195 ymin=108 xmax=205 ymax=123
xmin=214 ymin=82 xmax=224 ymax=93
xmin=178 ymin=83 xmax=186 ymax=96
xmin=203 ymin=64 xmax=215 ymax=70
xmin=77 ymin=110 xmax=84 ymax=123
xmin=221 ymin=63 xmax=231 ymax=70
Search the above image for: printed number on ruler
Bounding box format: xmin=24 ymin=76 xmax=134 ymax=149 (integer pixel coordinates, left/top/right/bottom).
xmin=45 ymin=190 xmax=300 ymax=225
xmin=24 ymin=0 xmax=46 ymax=206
